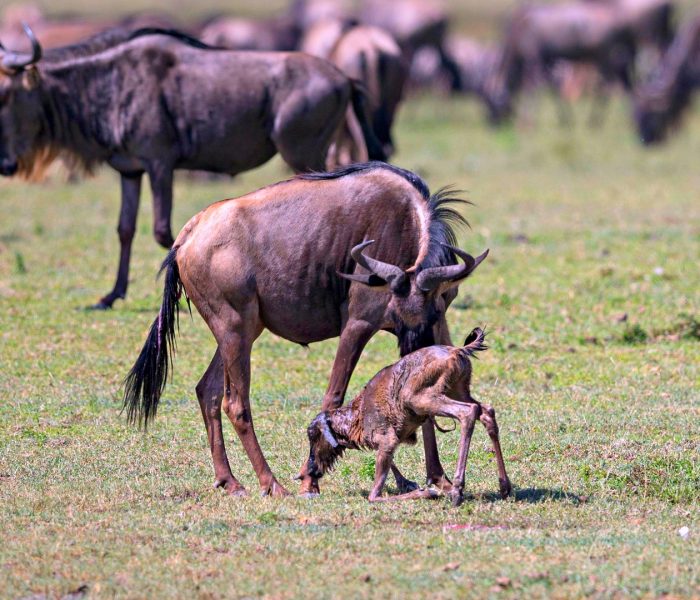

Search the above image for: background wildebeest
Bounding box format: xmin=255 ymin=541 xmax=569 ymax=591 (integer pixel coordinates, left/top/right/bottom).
xmin=485 ymin=1 xmax=640 ymax=124
xmin=634 ymin=14 xmax=700 ymax=143
xmin=0 ymin=25 xmax=383 ymax=309
xmin=328 ymin=25 xmax=408 ymax=162
xmin=298 ymin=327 xmax=512 ymax=505
xmin=123 ymin=162 xmax=488 ymax=497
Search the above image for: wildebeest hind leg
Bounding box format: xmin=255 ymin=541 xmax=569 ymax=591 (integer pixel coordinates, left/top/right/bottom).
xmin=195 ymin=348 xmax=246 ymax=496
xmin=217 ymin=307 xmax=290 ymax=497
xmin=93 ymin=173 xmax=142 ymax=309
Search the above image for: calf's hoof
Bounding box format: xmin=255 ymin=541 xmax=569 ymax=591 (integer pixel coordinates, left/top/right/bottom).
xmin=449 ymin=488 xmax=465 ymax=508
xmin=499 ymin=477 xmax=513 ymax=500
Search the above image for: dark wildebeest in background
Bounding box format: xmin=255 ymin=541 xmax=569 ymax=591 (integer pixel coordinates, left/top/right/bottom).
xmin=298 ymin=327 xmax=512 ymax=505
xmin=328 ymin=25 xmax=408 ymax=162
xmin=485 ymin=1 xmax=639 ymax=125
xmin=633 ymin=15 xmax=700 ymax=144
xmin=123 ymin=163 xmax=488 ymax=497
xmin=359 ymin=0 xmax=461 ymax=91
xmin=299 ymin=17 xmax=353 ymax=59
xmin=198 ymin=15 xmax=300 ymax=51
xmin=445 ymin=36 xmax=500 ymax=101
xmin=0 ymin=26 xmax=383 ymax=309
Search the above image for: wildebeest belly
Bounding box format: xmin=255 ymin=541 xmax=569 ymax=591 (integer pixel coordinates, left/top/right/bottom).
xmin=258 ymin=289 xmax=343 ymax=344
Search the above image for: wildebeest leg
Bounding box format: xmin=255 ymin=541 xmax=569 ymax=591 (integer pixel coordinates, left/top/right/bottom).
xmin=94 ymin=173 xmax=142 ymax=309
xmin=415 ymin=395 xmax=481 ymax=506
xmin=322 ymin=319 xmax=376 ymax=411
xmin=449 ymin=404 xmax=479 ymax=507
xmin=195 ymin=348 xmax=246 ymax=496
xmin=479 ymin=403 xmax=512 ymax=499
xmin=420 ymin=314 xmax=454 ymax=492
xmin=218 ymin=306 xmax=290 ymax=497
xmin=370 ymin=450 xmax=440 ymax=502
xmin=147 ymin=165 xmax=175 ymax=248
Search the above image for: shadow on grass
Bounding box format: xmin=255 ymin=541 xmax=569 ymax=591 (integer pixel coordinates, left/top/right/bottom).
xmin=476 ymin=487 xmax=588 ymax=504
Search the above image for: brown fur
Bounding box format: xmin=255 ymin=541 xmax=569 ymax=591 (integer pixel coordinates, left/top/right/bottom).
xmin=123 ymin=163 xmax=487 ymax=499
xmin=299 ymin=328 xmax=513 ymax=504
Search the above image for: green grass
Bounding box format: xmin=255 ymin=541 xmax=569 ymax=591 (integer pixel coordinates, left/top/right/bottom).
xmin=1 ymin=87 xmax=699 ymax=598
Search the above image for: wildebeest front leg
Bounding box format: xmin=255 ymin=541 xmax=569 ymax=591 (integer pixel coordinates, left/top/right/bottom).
xmin=322 ymin=319 xmax=376 ymax=411
xmin=195 ymin=348 xmax=246 ymax=496
xmin=148 ymin=165 xmax=175 ymax=248
xmin=479 ymin=404 xmax=512 ymax=499
xmin=94 ymin=173 xmax=142 ymax=309
xmin=370 ymin=450 xmax=440 ymax=502
xmin=422 ymin=313 xmax=456 ymax=491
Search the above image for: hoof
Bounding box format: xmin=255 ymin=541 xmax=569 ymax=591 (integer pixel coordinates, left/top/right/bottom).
xmin=427 ymin=474 xmax=453 ymax=493
xmin=214 ymin=478 xmax=247 ymax=497
xmin=449 ymin=489 xmax=464 ymax=507
xmin=499 ymin=477 xmax=513 ymax=499
xmin=261 ymin=480 xmax=291 ymax=498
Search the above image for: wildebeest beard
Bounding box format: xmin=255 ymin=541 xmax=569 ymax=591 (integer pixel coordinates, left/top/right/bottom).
xmin=393 ymin=307 xmax=438 ymax=357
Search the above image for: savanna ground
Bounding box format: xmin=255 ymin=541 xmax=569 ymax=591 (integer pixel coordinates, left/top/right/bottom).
xmin=1 ymin=2 xmax=700 ymax=598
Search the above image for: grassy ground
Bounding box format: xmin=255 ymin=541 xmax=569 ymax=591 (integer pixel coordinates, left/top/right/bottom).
xmin=1 ymin=87 xmax=699 ymax=598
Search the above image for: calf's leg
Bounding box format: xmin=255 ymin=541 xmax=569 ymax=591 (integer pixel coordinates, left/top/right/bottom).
xmin=479 ymin=404 xmax=512 ymax=499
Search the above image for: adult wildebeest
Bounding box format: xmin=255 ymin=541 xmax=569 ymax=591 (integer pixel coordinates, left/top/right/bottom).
xmin=328 ymin=25 xmax=407 ymax=162
xmin=0 ymin=25 xmax=383 ymax=309
xmin=634 ymin=15 xmax=700 ymax=144
xmin=123 ymin=162 xmax=488 ymax=497
xmin=298 ymin=328 xmax=512 ymax=505
xmin=359 ymin=0 xmax=461 ymax=91
xmin=485 ymin=1 xmax=638 ymax=124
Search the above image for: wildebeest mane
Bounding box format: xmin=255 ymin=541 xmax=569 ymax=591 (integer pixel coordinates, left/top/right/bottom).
xmin=298 ymin=161 xmax=430 ymax=200
xmin=42 ymin=26 xmax=216 ymax=62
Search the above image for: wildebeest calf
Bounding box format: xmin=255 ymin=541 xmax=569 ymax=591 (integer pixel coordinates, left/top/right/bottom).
xmin=297 ymin=328 xmax=513 ymax=506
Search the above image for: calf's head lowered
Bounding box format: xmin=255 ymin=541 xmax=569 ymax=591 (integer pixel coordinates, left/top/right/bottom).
xmin=298 ymin=327 xmax=513 ymax=506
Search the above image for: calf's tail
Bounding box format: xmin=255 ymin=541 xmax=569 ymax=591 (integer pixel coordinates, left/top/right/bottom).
xmin=461 ymin=327 xmax=488 ymax=358
xmin=122 ymin=247 xmax=185 ymax=428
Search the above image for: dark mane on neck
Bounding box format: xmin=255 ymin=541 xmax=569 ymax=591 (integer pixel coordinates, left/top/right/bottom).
xmin=297 ymin=161 xmax=430 ymax=200
xmin=420 ymin=187 xmax=470 ymax=270
xmin=42 ymin=26 xmax=215 ymax=63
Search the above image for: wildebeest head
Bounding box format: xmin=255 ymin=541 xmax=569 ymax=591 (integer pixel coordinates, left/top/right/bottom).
xmin=339 ymin=240 xmax=488 ymax=349
xmin=633 ymin=76 xmax=689 ymax=145
xmin=0 ymin=23 xmax=44 ymax=176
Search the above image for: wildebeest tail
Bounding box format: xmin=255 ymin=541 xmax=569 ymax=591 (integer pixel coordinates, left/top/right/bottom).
xmin=461 ymin=327 xmax=488 ymax=358
xmin=122 ymin=247 xmax=185 ymax=428
xmin=350 ymin=80 xmax=386 ymax=161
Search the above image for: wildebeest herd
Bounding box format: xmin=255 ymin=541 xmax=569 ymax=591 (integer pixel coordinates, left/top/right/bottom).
xmin=1 ymin=0 xmax=697 ymax=503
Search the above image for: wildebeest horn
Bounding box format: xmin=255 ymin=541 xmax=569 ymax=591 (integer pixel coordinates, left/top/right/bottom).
xmin=2 ymin=22 xmax=42 ymax=71
xmin=416 ymin=246 xmax=489 ymax=292
xmin=337 ymin=240 xmax=405 ymax=288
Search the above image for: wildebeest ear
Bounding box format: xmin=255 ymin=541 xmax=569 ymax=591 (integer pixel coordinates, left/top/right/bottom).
xmin=336 ymin=271 xmax=388 ymax=288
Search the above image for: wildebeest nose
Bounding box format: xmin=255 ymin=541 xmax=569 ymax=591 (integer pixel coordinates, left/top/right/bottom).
xmin=0 ymin=159 xmax=18 ymax=176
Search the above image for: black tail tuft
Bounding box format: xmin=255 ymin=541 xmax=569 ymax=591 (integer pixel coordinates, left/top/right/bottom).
xmin=350 ymin=81 xmax=387 ymax=162
xmin=462 ymin=327 xmax=488 ymax=357
xmin=122 ymin=247 xmax=184 ymax=428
